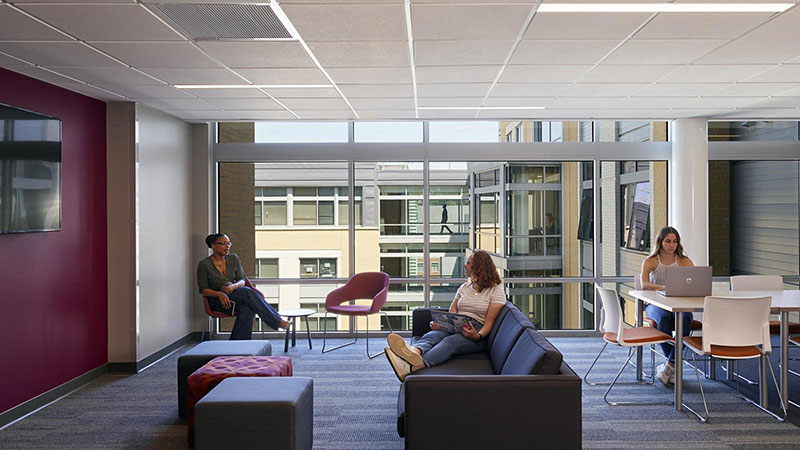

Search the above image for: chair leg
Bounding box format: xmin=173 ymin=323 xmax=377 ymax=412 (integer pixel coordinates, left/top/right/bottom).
xmin=321 ymin=312 xmax=357 ymax=354
xmin=720 ymin=360 xmax=759 ymax=385
xmin=586 ymin=343 xmax=656 ymax=386
xmin=681 ymin=353 xmax=710 ymax=423
xmin=739 ymin=355 xmax=787 ymax=422
xmin=365 ymin=312 xmax=391 ymax=359
xmin=603 ymin=348 xmax=672 ymax=406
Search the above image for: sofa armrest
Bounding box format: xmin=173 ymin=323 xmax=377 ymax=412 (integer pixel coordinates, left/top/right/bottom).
xmin=403 ymin=374 xmax=581 ymax=450
xmin=411 ymin=307 xmax=448 ymax=337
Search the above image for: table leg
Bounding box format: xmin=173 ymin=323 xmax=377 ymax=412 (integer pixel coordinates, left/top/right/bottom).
xmin=760 ymin=354 xmax=769 ymax=409
xmin=781 ymin=311 xmax=789 ymax=410
xmin=291 ymin=317 xmax=297 ymax=347
xmin=304 ymin=315 xmax=313 ymax=349
xmin=636 ymin=298 xmax=644 ymax=382
xmin=675 ymin=312 xmax=684 ymax=411
xmin=284 ymin=320 xmax=290 ymax=353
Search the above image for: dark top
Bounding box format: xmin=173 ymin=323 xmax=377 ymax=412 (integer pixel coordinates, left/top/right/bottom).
xmin=197 ymin=253 xmax=244 ymax=294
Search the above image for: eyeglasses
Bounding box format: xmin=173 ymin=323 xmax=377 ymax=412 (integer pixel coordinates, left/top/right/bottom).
xmin=214 ymin=241 xmax=232 ymax=246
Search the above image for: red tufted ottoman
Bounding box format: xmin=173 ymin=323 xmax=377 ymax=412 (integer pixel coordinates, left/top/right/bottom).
xmin=187 ymin=356 xmax=293 ymax=446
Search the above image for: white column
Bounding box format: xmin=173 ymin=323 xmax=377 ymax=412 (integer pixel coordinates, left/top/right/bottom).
xmin=669 ymin=118 xmax=708 ymax=266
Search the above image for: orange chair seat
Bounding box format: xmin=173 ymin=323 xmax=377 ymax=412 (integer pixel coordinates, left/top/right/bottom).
xmin=769 ymin=320 xmax=800 ymax=335
xmin=604 ymin=327 xmax=673 ymax=345
xmin=683 ymin=336 xmax=762 ymax=358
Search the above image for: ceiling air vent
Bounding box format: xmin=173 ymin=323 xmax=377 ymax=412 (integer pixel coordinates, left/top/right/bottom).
xmin=152 ymin=3 xmax=292 ymax=40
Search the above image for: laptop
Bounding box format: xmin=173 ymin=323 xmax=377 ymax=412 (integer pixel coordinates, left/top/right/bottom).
xmin=656 ymin=266 xmax=713 ymax=297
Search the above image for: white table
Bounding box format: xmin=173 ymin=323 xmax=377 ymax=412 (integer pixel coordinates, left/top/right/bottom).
xmin=629 ymin=289 xmax=800 ymax=412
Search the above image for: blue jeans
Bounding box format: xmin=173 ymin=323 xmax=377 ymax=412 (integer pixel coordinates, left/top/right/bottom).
xmin=226 ymin=286 xmax=282 ymax=340
xmin=645 ymin=304 xmax=692 ymax=362
xmin=413 ymin=330 xmax=486 ymax=367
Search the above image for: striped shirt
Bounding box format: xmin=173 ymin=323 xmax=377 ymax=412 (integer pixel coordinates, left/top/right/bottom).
xmin=455 ymin=281 xmax=506 ymax=323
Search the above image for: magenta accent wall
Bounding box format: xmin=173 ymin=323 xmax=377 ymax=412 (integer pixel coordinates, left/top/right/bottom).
xmin=0 ymin=68 xmax=108 ymax=414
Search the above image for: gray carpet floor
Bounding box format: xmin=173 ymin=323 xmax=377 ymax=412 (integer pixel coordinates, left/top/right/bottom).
xmin=1 ymin=337 xmax=800 ymax=449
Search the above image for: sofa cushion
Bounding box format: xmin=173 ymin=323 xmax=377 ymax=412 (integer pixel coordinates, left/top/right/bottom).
xmin=489 ymin=307 xmax=529 ymax=373
xmin=486 ymin=303 xmax=512 ymax=350
xmin=501 ymin=328 xmax=563 ymax=375
xmin=412 ymin=358 xmax=495 ymax=376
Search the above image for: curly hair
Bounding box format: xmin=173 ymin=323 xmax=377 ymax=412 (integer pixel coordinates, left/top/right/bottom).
xmin=468 ymin=250 xmax=502 ymax=293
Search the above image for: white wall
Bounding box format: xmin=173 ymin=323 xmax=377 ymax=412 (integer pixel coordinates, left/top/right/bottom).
xmin=136 ymin=105 xmax=193 ymax=360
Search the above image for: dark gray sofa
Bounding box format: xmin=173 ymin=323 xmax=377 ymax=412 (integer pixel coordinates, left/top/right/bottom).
xmin=396 ymin=302 xmax=581 ymax=450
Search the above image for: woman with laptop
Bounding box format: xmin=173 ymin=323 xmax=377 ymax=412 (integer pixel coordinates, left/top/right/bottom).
xmin=640 ymin=226 xmax=695 ymax=386
xmin=384 ymin=250 xmax=506 ymax=381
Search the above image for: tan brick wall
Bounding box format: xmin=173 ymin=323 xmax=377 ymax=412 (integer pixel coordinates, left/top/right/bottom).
xmin=219 ymin=163 xmax=257 ymax=276
xmin=219 ymin=122 xmax=254 ymax=144
xmin=562 ymin=161 xmax=580 ymax=328
xmin=708 ymin=161 xmax=731 ymax=275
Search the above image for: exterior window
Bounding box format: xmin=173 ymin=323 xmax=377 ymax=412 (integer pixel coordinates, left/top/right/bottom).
xmin=293 ymin=201 xmax=316 ymax=225
xmin=621 ymin=182 xmax=651 ymax=251
xmin=255 ymin=258 xmax=278 ymax=278
xmin=318 ymin=201 xmax=334 ymax=225
xmin=300 ymin=258 xmax=337 ymax=278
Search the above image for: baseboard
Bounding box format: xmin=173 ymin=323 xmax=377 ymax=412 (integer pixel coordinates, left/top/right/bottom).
xmin=109 ymin=331 xmax=201 ymax=373
xmin=0 ymin=363 xmax=108 ymax=430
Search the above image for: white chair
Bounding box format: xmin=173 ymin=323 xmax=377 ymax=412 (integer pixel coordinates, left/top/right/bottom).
xmin=682 ymin=295 xmax=786 ymax=423
xmin=584 ymin=285 xmax=674 ymax=406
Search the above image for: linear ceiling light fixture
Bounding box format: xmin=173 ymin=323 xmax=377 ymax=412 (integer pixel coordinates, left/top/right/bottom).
xmin=174 ymin=84 xmax=331 ymax=89
xmin=537 ymin=3 xmax=795 ymax=13
xmin=418 ymin=106 xmax=545 ymax=110
xmin=404 ymin=0 xmax=419 ymax=119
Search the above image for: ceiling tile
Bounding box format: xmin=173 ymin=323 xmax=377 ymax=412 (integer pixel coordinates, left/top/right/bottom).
xmin=308 ymin=41 xmax=409 ymax=67
xmin=611 ymin=97 xmax=692 ymax=108
xmin=416 ymin=66 xmax=502 ymax=84
xmin=216 ymin=110 xmax=298 ymax=120
xmin=604 ymin=39 xmax=727 ymax=64
xmin=233 ymin=68 xmax=329 ymax=85
xmin=660 ymin=64 xmax=775 ymax=83
xmin=546 ymin=97 xmax=622 ymax=109
xmin=500 ymin=65 xmax=593 ymax=83
xmin=50 ymin=67 xmax=163 ymax=85
xmin=266 ymin=87 xmax=341 ymax=98
xmin=283 ymin=4 xmax=406 ymax=41
xmin=0 ymin=52 xmax=27 ymax=66
xmin=491 ymin=83 xmax=572 ymax=97
xmin=526 ymin=12 xmax=651 ymax=39
xmin=18 ymin=5 xmax=183 ymax=41
xmin=668 ymin=109 xmax=727 ymax=119
xmin=137 ymin=97 xmax=217 ymax=110
xmin=707 ymin=82 xmax=800 ymax=97
xmin=0 ymin=42 xmax=122 ymax=67
xmin=96 ymin=84 xmax=196 ymax=99
xmin=511 ymin=40 xmax=619 ymax=65
xmin=562 ymin=83 xmax=649 ymax=97
xmin=0 ymin=6 xmax=72 ymax=41
xmin=197 ymin=41 xmax=315 ymax=68
xmin=710 ymin=108 xmax=799 ymax=119
xmin=412 ymin=5 xmax=533 ymax=40
xmin=637 ymin=12 xmax=774 ymax=39
xmin=339 ymin=84 xmax=413 ymax=97
xmin=4 ymin=65 xmax=80 ymax=85
xmin=356 ymin=110 xmax=418 ymax=119
xmin=776 ymin=86 xmax=800 ymax=97
xmin=581 ymin=65 xmax=681 ymax=83
xmin=280 ymin=98 xmax=350 ymax=110
xmin=418 ymin=97 xmax=483 ymax=107
xmin=418 ymin=110 xmax=476 ymax=119
xmin=483 ymin=97 xmax=554 ymax=107
xmin=56 ymin=83 xmax=127 ymax=101
xmin=294 ymin=110 xmax=355 ymax=119
xmin=90 ymin=42 xmax=220 ymax=69
xmin=681 ymin=97 xmax=763 ymax=109
xmin=745 ymin=7 xmax=800 ymax=39
xmin=743 ymin=97 xmax=800 ymax=108
xmin=741 ymin=64 xmax=800 ymax=83
xmin=205 ymin=98 xmax=283 ymax=109
xmin=327 ymin=67 xmax=411 ymax=84
xmin=348 ymin=98 xmax=415 ymax=109
xmin=697 ymin=39 xmax=800 ymax=64
xmin=632 ymin=83 xmax=728 ymax=97
xmin=280 ymin=0 xmax=401 ymax=3
xmin=415 ymin=41 xmax=513 ymax=66
xmin=417 ymin=83 xmax=492 ymax=98
xmin=477 ymin=109 xmax=551 ymax=119
xmin=139 ymin=68 xmax=245 ymax=84
xmin=190 ymin=89 xmax=271 ymax=99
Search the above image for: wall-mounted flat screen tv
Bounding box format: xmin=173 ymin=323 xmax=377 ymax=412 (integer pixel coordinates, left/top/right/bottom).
xmin=0 ymin=103 xmax=61 ymax=234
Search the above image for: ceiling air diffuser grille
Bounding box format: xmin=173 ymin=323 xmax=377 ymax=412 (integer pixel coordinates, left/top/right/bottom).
xmin=152 ymin=3 xmax=292 ymax=40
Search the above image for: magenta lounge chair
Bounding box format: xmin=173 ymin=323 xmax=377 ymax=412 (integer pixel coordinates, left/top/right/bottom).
xmin=201 ymin=277 xmax=265 ymax=340
xmin=322 ymin=271 xmax=392 ymax=358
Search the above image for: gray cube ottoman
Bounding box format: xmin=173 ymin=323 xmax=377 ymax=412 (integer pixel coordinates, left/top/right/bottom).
xmin=177 ymin=340 xmax=272 ymax=418
xmin=194 ymin=377 xmax=313 ymax=450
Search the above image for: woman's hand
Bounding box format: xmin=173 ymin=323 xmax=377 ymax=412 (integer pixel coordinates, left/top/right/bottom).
xmin=429 ymin=321 xmax=440 ymax=331
xmin=217 ymin=291 xmax=232 ymax=309
xmin=461 ymin=322 xmax=481 ymax=341
xmin=221 ymin=283 xmax=235 ymax=295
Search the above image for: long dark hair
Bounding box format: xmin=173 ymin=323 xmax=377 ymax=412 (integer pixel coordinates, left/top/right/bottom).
xmin=205 ymin=233 xmax=226 ymax=249
xmin=649 ymin=226 xmax=686 ymax=259
xmin=469 ymin=250 xmax=502 ymax=293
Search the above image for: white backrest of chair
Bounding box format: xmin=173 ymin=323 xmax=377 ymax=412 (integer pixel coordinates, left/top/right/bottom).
xmin=701 ymin=296 xmax=771 ymax=354
xmin=634 ymin=274 xmax=643 ymax=291
xmin=730 ymin=275 xmax=783 ymax=291
xmin=596 ymin=285 xmax=623 ymax=336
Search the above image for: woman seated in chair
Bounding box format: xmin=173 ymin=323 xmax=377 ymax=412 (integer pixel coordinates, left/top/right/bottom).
xmin=640 ymin=226 xmax=694 ymax=386
xmin=197 ymin=233 xmax=288 ymax=340
xmin=384 ymin=250 xmax=506 ymax=381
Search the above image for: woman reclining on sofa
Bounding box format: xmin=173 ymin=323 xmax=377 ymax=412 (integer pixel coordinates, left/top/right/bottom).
xmin=385 ymin=250 xmax=505 ymax=381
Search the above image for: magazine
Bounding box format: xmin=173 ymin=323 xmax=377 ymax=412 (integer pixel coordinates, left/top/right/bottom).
xmin=430 ymin=310 xmax=483 ymax=334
